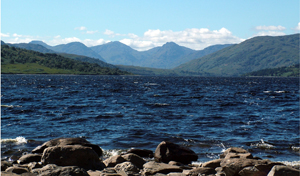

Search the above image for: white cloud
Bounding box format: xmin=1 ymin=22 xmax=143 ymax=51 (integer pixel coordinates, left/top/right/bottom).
xmin=86 ymin=30 xmax=98 ymax=34
xmin=104 ymin=29 xmax=115 ymax=36
xmin=255 ymin=31 xmax=286 ymax=37
xmin=255 ymin=25 xmax=286 ymax=31
xmin=13 ymin=33 xmax=22 ymax=37
xmin=119 ymin=27 xmax=244 ymax=51
xmin=103 ymin=29 xmax=125 ymax=37
xmin=83 ymin=38 xmax=110 ymax=47
xmin=253 ymin=25 xmax=287 ymax=37
xmin=1 ymin=33 xmax=10 ymax=37
xmin=75 ymin=26 xmax=87 ymax=31
xmin=293 ymin=22 xmax=300 ymax=31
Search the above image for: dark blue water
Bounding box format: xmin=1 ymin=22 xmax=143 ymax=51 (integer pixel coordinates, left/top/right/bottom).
xmin=1 ymin=75 xmax=299 ymax=162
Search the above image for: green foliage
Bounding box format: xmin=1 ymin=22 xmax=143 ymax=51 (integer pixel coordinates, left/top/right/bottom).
xmin=243 ymin=64 xmax=299 ymax=77
xmin=1 ymin=45 xmax=132 ymax=75
xmin=116 ymin=65 xmax=210 ymax=76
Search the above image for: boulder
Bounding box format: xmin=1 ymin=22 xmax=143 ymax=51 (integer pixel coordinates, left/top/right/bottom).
xmin=202 ymin=159 xmax=223 ymax=168
xmin=224 ymin=152 xmax=254 ymax=159
xmin=5 ymin=166 xmax=29 ymax=174
xmin=114 ymin=161 xmax=139 ymax=173
xmin=41 ymin=145 xmax=104 ymax=170
xmin=103 ymin=155 xmax=126 ymax=167
xmin=31 ymin=164 xmax=89 ymax=176
xmin=32 ymin=137 xmax=103 ymax=157
xmin=187 ymin=167 xmax=216 ymax=176
xmin=1 ymin=161 xmax=12 ymax=171
xmin=220 ymin=158 xmax=276 ymax=176
xmin=220 ymin=147 xmax=250 ymax=159
xmin=121 ymin=153 xmax=146 ymax=169
xmin=154 ymin=141 xmax=198 ymax=164
xmin=267 ymin=165 xmax=300 ymax=176
xmin=142 ymin=161 xmax=183 ymax=175
xmin=126 ymin=148 xmax=154 ymax=158
xmin=18 ymin=154 xmax=42 ymax=164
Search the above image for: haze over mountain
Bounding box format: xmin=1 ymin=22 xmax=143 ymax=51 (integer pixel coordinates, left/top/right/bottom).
xmin=175 ymin=33 xmax=299 ymax=76
xmin=91 ymin=41 xmax=231 ymax=69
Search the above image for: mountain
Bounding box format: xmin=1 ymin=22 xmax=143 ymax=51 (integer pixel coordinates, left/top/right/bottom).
xmin=172 ymin=44 xmax=233 ymax=68
xmin=9 ymin=43 xmax=56 ymax=53
xmin=52 ymin=42 xmax=106 ymax=61
xmin=175 ymin=34 xmax=299 ymax=76
xmin=90 ymin=41 xmax=145 ymax=65
xmin=30 ymin=40 xmax=53 ymax=50
xmin=91 ymin=41 xmax=199 ymax=69
xmin=140 ymin=42 xmax=196 ymax=69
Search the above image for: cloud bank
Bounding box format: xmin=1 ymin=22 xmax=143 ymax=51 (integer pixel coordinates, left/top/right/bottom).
xmin=253 ymin=25 xmax=288 ymax=37
xmin=119 ymin=28 xmax=244 ymax=51
xmin=2 ymin=23 xmax=298 ymax=51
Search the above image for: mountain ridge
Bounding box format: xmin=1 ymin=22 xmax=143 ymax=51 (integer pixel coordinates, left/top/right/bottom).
xmin=175 ymin=33 xmax=299 ymax=76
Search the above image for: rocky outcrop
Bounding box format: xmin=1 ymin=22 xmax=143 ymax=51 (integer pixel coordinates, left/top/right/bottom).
xmin=41 ymin=145 xmax=105 ymax=170
xmin=1 ymin=139 xmax=300 ymax=176
xmin=18 ymin=153 xmax=42 ymax=164
xmin=32 ymin=137 xmax=103 ymax=157
xmin=126 ymin=148 xmax=154 ymax=158
xmin=31 ymin=164 xmax=89 ymax=176
xmin=154 ymin=141 xmax=198 ymax=164
xmin=267 ymin=165 xmax=300 ymax=176
xmin=141 ymin=161 xmax=183 ymax=175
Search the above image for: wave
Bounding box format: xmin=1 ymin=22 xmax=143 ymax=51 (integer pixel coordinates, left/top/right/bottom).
xmin=1 ymin=136 xmax=27 ymax=144
xmin=250 ymin=139 xmax=275 ymax=149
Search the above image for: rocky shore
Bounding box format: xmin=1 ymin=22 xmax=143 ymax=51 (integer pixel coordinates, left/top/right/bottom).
xmin=1 ymin=138 xmax=299 ymax=176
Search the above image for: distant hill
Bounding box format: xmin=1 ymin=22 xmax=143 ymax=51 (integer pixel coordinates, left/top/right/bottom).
xmin=140 ymin=42 xmax=196 ymax=69
xmin=29 ymin=41 xmax=106 ymax=62
xmin=59 ymin=53 xmax=116 ymax=68
xmin=175 ymin=34 xmax=299 ymax=76
xmin=91 ymin=41 xmax=230 ymax=69
xmin=1 ymin=44 xmax=130 ymax=75
xmin=9 ymin=43 xmax=56 ymax=53
xmin=90 ymin=41 xmax=146 ymax=66
xmin=30 ymin=40 xmax=53 ymax=50
xmin=52 ymin=42 xmax=106 ymax=61
xmin=10 ymin=40 xmax=232 ymax=69
xmin=170 ymin=44 xmax=233 ymax=68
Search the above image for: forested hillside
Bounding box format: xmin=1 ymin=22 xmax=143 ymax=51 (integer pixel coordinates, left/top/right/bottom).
xmin=175 ymin=34 xmax=299 ymax=76
xmin=1 ymin=45 xmax=131 ymax=75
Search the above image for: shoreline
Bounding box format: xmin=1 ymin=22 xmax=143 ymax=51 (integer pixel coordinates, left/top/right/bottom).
xmin=1 ymin=137 xmax=300 ymax=176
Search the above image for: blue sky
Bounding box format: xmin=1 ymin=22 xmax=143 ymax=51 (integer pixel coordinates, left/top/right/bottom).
xmin=1 ymin=0 xmax=299 ymax=51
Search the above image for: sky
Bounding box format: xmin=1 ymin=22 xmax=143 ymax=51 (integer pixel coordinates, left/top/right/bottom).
xmin=1 ymin=0 xmax=299 ymax=51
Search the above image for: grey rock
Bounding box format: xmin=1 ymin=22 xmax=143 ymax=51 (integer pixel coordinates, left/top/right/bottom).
xmin=154 ymin=141 xmax=198 ymax=164
xmin=41 ymin=145 xmax=104 ymax=170
xmin=142 ymin=161 xmax=183 ymax=175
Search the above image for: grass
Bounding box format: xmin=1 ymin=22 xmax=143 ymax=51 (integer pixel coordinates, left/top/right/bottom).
xmin=1 ymin=63 xmax=82 ymax=74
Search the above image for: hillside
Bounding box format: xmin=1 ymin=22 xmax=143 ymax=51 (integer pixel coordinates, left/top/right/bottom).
xmin=30 ymin=41 xmax=106 ymax=61
xmin=8 ymin=42 xmax=56 ymax=53
xmin=243 ymin=64 xmax=299 ymax=77
xmin=175 ymin=34 xmax=299 ymax=76
xmin=52 ymin=42 xmax=106 ymax=61
xmin=1 ymin=45 xmax=131 ymax=75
